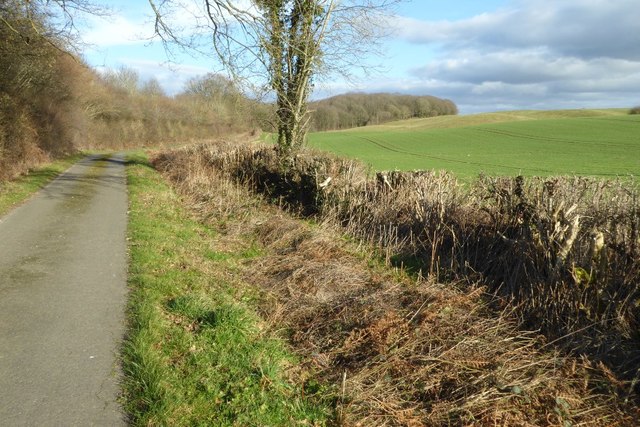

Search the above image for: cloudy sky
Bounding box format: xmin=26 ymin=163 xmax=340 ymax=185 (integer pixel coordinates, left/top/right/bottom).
xmin=81 ymin=0 xmax=640 ymax=114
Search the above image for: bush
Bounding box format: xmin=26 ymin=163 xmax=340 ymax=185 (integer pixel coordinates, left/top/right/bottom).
xmin=0 ymin=10 xmax=258 ymax=181
xmin=1 ymin=2 xmax=260 ymax=181
xmin=630 ymin=106 xmax=640 ymax=114
xmin=0 ymin=4 xmax=78 ymax=179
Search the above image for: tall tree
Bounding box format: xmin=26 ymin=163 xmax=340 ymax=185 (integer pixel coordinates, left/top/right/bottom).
xmin=149 ymin=0 xmax=401 ymax=157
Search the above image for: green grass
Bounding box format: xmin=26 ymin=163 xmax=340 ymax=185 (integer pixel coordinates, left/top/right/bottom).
xmin=308 ymin=109 xmax=640 ymax=178
xmin=0 ymin=154 xmax=84 ymax=216
xmin=123 ymin=151 xmax=331 ymax=426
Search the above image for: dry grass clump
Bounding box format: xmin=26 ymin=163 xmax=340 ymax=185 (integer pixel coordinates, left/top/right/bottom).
xmin=152 ymin=140 xmax=258 ymax=221
xmin=246 ymin=220 xmax=637 ymax=426
xmin=153 ymin=142 xmax=639 ymax=425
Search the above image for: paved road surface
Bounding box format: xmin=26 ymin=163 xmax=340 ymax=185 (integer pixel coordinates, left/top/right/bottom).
xmin=0 ymin=155 xmax=128 ymax=425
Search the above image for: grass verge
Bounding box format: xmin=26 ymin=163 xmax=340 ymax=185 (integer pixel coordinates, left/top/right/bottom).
xmin=0 ymin=153 xmax=84 ymax=216
xmin=122 ymin=151 xmax=332 ymax=426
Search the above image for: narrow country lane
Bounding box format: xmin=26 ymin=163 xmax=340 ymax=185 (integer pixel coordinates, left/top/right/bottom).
xmin=0 ymin=155 xmax=128 ymax=425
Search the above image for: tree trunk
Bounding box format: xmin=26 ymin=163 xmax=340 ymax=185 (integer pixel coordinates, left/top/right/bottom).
xmin=268 ymin=0 xmax=321 ymax=157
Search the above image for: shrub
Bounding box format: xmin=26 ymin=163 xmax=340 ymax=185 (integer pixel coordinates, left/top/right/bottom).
xmin=0 ymin=4 xmax=78 ymax=179
xmin=630 ymin=106 xmax=640 ymax=114
xmin=1 ymin=3 xmax=259 ymax=181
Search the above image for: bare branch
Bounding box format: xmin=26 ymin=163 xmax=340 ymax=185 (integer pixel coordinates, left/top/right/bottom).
xmin=146 ymin=0 xmax=404 ymax=155
xmin=1 ymin=0 xmax=111 ymax=54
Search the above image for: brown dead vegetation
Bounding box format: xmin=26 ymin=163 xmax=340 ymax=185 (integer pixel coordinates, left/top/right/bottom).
xmin=153 ymin=141 xmax=639 ymax=426
xmin=155 ymin=143 xmax=640 ymax=381
xmin=0 ymin=5 xmax=256 ymax=181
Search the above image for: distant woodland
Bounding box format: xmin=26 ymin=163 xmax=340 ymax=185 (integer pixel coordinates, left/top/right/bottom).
xmin=310 ymin=93 xmax=458 ymax=131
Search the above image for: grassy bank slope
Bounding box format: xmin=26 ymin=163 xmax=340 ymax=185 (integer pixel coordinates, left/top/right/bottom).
xmin=123 ymin=152 xmax=331 ymax=425
xmin=308 ymin=109 xmax=640 ymax=178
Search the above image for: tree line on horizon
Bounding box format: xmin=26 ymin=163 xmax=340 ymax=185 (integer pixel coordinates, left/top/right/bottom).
xmin=309 ymin=93 xmax=458 ymax=131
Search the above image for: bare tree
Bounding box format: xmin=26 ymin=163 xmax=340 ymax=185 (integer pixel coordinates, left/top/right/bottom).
xmin=101 ymin=66 xmax=141 ymax=95
xmin=148 ymin=0 xmax=401 ymax=157
xmin=0 ymin=0 xmax=109 ymax=53
xmin=184 ymin=73 xmax=240 ymax=104
xmin=141 ymin=77 xmax=166 ymax=97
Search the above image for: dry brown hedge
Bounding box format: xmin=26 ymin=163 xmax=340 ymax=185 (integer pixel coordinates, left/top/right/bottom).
xmin=153 ymin=141 xmax=640 ymax=425
xmin=155 ymin=142 xmax=640 ymax=382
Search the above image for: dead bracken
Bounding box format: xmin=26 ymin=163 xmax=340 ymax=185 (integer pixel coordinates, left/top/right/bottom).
xmin=153 ymin=141 xmax=639 ymax=426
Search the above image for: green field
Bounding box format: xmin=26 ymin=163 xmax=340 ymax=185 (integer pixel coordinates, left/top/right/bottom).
xmin=307 ymin=109 xmax=640 ymax=178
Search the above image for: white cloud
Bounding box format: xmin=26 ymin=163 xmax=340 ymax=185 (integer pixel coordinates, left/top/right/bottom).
xmin=82 ymin=14 xmax=153 ymax=48
xmin=381 ymin=0 xmax=640 ymax=113
xmin=412 ymin=49 xmax=640 ymax=85
xmin=470 ymin=81 xmax=547 ymax=97
xmin=393 ymin=0 xmax=640 ymax=60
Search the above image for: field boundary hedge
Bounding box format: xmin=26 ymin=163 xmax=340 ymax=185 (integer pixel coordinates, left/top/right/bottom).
xmin=155 ymin=142 xmax=640 ymax=391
